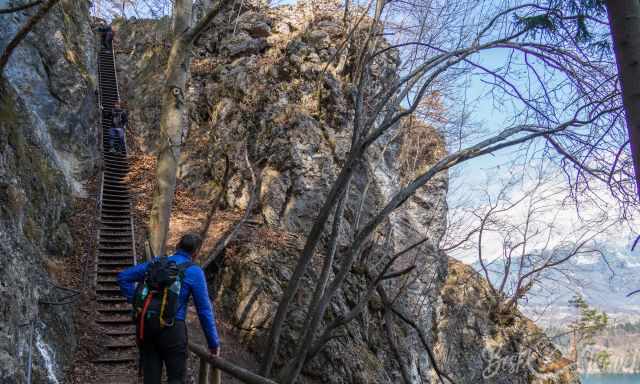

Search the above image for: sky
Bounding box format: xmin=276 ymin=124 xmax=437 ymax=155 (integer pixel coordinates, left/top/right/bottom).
xmin=438 ymin=47 xmax=638 ymax=264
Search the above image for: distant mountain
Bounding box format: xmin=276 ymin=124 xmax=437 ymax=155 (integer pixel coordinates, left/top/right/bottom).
xmin=469 ymin=239 xmax=640 ymax=325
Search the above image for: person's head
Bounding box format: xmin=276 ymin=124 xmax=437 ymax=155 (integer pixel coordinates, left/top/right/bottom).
xmin=113 ymin=101 xmax=121 ymax=109
xmin=176 ymin=233 xmax=202 ymax=257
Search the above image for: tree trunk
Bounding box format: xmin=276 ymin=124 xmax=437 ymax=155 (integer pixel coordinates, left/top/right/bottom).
xmin=605 ymin=0 xmax=640 ymax=198
xmin=0 ymin=0 xmax=60 ymax=75
xmin=260 ymin=152 xmax=361 ymax=377
xmin=570 ymin=329 xmax=578 ymax=366
xmin=148 ymin=0 xmax=231 ymax=256
xmin=342 ymin=0 xmax=350 ymax=25
xmin=148 ymin=0 xmax=193 ymax=256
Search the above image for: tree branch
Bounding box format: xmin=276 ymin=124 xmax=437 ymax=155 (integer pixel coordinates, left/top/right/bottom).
xmin=0 ymin=0 xmax=60 ymax=74
xmin=0 ymin=0 xmax=43 ymax=14
xmin=183 ymin=0 xmax=233 ymax=44
xmin=378 ymin=286 xmax=455 ymax=384
xmin=199 ymin=154 xmax=232 ymax=243
xmin=202 ymin=152 xmax=263 ymax=269
xmin=188 ymin=341 xmax=277 ymax=384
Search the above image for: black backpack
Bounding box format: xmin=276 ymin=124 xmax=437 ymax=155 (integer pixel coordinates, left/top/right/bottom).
xmin=132 ymin=258 xmax=192 ymax=343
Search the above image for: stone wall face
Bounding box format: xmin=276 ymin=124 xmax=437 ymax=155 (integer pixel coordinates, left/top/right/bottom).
xmin=0 ymin=0 xmax=98 ymax=382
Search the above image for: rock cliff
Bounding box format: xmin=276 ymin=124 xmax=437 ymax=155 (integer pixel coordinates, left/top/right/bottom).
xmin=0 ymin=0 xmax=99 ymax=382
xmin=113 ymin=1 xmax=579 ymax=383
xmin=436 ymin=259 xmax=579 ymax=383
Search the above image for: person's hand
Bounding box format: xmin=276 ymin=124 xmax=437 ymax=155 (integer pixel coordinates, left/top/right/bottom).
xmin=210 ymin=347 xmax=220 ymax=357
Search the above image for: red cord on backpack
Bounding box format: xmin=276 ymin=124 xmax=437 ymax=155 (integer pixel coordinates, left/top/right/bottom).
xmin=137 ymin=292 xmax=154 ymax=344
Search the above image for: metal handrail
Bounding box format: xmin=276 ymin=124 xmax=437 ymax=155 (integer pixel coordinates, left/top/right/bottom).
xmin=111 ymin=43 xmax=120 ymax=102
xmin=95 ymin=33 xmax=105 ymax=291
xmin=108 ymin=32 xmax=138 ymax=268
xmin=187 ymin=341 xmax=278 ymax=384
xmin=108 ymin=34 xmax=138 ymax=267
xmin=96 ymin=38 xmax=103 ymax=154
xmin=93 ymin=171 xmax=104 ymax=290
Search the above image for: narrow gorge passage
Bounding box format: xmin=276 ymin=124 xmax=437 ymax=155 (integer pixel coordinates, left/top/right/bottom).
xmin=92 ymin=41 xmax=138 ymax=382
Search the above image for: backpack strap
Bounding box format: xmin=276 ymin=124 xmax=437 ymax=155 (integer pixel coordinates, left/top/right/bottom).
xmin=137 ymin=291 xmax=155 ymax=344
xmin=177 ymin=262 xmax=194 ymax=272
xmin=177 ymin=262 xmax=194 ymax=280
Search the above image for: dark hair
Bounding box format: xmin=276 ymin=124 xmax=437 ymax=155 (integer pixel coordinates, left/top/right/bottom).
xmin=176 ymin=233 xmax=202 ymax=254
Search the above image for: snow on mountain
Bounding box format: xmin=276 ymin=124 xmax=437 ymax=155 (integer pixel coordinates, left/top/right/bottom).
xmin=468 ymin=238 xmax=640 ymax=326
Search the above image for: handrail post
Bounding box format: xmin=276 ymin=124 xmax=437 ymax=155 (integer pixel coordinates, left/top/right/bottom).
xmin=198 ymin=356 xmax=209 ymax=384
xmin=26 ymin=319 xmax=33 ymax=384
xmin=198 ymin=358 xmax=221 ymax=384
xmin=210 ymin=364 xmax=221 ymax=384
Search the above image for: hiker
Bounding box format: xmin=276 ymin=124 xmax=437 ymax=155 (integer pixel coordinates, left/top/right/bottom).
xmin=117 ymin=233 xmax=221 ymax=384
xmin=109 ymin=101 xmax=127 ymax=153
xmin=103 ymin=24 xmax=113 ymax=49
xmin=96 ymin=23 xmax=113 ymax=49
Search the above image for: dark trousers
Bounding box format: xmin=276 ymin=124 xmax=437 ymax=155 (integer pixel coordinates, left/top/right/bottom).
xmin=108 ymin=127 xmax=124 ymax=151
xmin=140 ymin=320 xmax=188 ymax=384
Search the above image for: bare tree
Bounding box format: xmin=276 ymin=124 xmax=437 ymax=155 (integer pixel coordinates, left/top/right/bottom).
xmin=447 ymin=170 xmax=614 ymax=313
xmin=605 ymin=0 xmax=640 ymax=198
xmin=148 ymin=0 xmax=233 ymax=256
xmin=516 ymin=0 xmax=640 ymax=208
xmin=260 ymin=1 xmax=625 ymax=380
xmin=202 ymin=149 xmax=265 ymax=268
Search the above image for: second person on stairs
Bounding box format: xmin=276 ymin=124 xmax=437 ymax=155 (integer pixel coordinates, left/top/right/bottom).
xmin=109 ymin=101 xmax=127 ymax=154
xmin=97 ymin=23 xmax=113 ymax=50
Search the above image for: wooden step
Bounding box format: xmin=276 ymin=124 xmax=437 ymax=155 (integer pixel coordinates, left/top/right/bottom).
xmin=98 ymin=307 xmax=131 ymax=315
xmin=100 ymin=231 xmax=133 ymax=237
xmin=100 ymin=220 xmax=131 ymax=227
xmin=104 ymin=329 xmax=136 ymax=337
xmin=96 ymin=316 xmax=132 ymax=325
xmin=98 ymin=244 xmax=133 ymax=251
xmin=101 ymin=211 xmax=131 ymax=218
xmin=97 ymin=255 xmax=134 ymax=261
xmin=105 ymin=342 xmax=137 ymax=351
xmin=96 ymin=296 xmax=129 ymax=303
xmin=93 ymin=354 xmax=137 ymax=365
xmin=99 ymin=238 xmax=132 ymax=245
xmin=96 ymin=288 xmax=123 ymax=295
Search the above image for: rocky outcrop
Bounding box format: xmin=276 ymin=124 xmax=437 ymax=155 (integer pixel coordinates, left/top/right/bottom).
xmin=114 ymin=1 xmax=578 ymax=383
xmin=435 ymin=259 xmax=579 ymax=383
xmin=0 ymin=0 xmax=98 ymax=382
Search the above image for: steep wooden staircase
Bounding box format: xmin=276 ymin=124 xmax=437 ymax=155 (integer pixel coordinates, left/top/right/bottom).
xmin=88 ymin=30 xmax=223 ymax=384
xmin=93 ymin=41 xmax=139 ymax=381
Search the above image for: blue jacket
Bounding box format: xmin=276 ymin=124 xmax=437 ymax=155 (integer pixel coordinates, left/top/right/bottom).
xmin=116 ymin=250 xmax=220 ymax=349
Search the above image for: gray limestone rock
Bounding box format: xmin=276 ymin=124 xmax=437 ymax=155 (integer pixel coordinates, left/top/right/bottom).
xmin=221 ymin=31 xmax=268 ymax=57
xmin=0 ymin=0 xmax=98 ymax=382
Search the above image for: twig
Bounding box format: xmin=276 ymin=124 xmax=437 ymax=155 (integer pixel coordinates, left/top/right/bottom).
xmin=199 ymin=154 xmax=232 ymax=243
xmin=378 ymin=286 xmax=456 ymax=384
xmin=202 ymin=150 xmax=263 ymax=269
